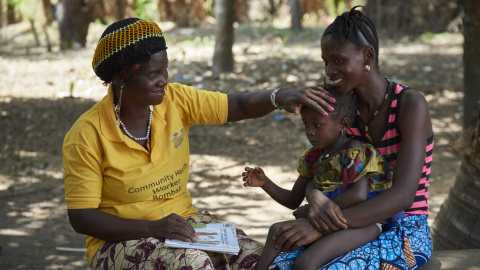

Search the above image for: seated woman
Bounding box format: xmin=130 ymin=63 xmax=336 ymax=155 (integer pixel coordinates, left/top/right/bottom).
xmin=62 ymin=18 xmax=329 ymax=270
xmin=269 ymin=6 xmax=434 ymax=270
xmin=243 ymin=87 xmax=404 ymax=270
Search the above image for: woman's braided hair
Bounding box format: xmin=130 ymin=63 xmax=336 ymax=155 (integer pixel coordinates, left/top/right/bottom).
xmin=323 ymin=5 xmax=379 ymax=66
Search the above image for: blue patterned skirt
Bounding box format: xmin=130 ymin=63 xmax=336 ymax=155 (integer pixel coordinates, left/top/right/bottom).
xmin=271 ymin=215 xmax=432 ymax=270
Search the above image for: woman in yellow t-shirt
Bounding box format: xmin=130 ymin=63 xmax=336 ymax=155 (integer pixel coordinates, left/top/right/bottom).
xmin=62 ymin=18 xmax=332 ymax=270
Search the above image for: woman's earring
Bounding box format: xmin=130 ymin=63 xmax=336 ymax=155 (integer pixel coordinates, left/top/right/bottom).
xmin=114 ymin=84 xmax=124 ymax=127
xmin=365 ymin=58 xmax=372 ymax=72
xmin=341 ymin=129 xmax=344 ymax=136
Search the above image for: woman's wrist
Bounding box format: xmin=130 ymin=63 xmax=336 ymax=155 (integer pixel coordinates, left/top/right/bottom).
xmin=306 ymin=186 xmax=322 ymax=203
xmin=270 ymin=87 xmax=284 ymax=110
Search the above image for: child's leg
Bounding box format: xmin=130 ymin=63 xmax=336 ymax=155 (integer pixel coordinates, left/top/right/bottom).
xmin=295 ymin=224 xmax=381 ymax=270
xmin=256 ymin=222 xmax=284 ymax=270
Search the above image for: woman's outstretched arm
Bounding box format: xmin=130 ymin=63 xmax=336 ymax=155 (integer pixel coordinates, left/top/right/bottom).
xmin=68 ymin=209 xmax=197 ymax=243
xmin=226 ymin=86 xmax=333 ymax=122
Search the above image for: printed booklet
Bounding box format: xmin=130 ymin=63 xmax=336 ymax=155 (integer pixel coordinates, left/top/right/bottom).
xmin=165 ymin=222 xmax=240 ymax=255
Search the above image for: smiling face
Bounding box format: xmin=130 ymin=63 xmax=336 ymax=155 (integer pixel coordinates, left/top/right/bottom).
xmin=321 ymin=34 xmax=366 ymax=94
xmin=301 ymin=106 xmax=343 ymax=150
xmin=122 ymin=50 xmax=169 ymax=106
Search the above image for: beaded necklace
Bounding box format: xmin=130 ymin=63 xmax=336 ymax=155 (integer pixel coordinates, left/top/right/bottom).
xmin=319 ymin=137 xmax=351 ymax=163
xmin=114 ymin=105 xmax=153 ymax=150
xmin=355 ymin=78 xmax=391 ymax=142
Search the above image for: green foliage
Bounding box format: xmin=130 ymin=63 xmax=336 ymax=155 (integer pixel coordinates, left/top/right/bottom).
xmin=135 ymin=0 xmax=158 ymax=21
xmin=7 ymin=0 xmax=24 ymax=8
xmin=69 ymin=80 xmax=75 ymax=97
xmin=204 ymin=0 xmax=214 ymax=17
xmin=182 ymin=35 xmax=214 ymax=46
xmin=419 ymin=32 xmax=450 ymax=41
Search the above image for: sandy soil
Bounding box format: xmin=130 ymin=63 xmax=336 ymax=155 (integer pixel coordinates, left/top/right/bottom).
xmin=0 ymin=22 xmax=464 ymax=269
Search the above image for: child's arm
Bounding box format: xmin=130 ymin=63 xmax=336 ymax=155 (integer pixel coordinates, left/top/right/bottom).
xmin=243 ymin=167 xmax=311 ymax=210
xmin=330 ymin=176 xmax=369 ymax=209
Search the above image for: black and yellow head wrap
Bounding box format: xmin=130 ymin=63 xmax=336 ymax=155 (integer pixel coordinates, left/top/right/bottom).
xmin=92 ymin=18 xmax=167 ymax=83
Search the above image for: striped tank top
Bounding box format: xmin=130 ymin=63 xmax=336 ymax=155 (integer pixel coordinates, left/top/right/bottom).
xmin=347 ymin=83 xmax=434 ymax=216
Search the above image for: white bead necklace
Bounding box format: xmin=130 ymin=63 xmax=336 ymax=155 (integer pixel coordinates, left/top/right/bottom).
xmin=114 ymin=105 xmax=153 ymax=141
xmin=319 ymin=137 xmax=351 ymax=162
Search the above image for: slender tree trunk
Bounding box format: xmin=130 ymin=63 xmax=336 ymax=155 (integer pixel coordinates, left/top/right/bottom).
xmin=42 ymin=0 xmax=55 ymax=25
xmin=7 ymin=3 xmax=15 ymax=24
xmin=462 ymin=0 xmax=480 ymax=130
xmin=175 ymin=0 xmax=189 ymax=27
xmin=116 ymin=0 xmax=127 ymax=19
xmin=56 ymin=0 xmax=96 ymax=49
xmin=288 ymin=0 xmax=302 ymax=31
xmin=157 ymin=0 xmax=174 ymax=21
xmin=235 ymin=0 xmax=248 ymax=22
xmin=29 ymin=19 xmax=40 ymax=46
xmin=212 ymin=0 xmax=235 ymax=76
xmin=0 ymin=0 xmax=4 ymax=29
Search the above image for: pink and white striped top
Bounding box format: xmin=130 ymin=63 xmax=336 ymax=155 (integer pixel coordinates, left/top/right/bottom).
xmin=347 ymin=83 xmax=433 ymax=216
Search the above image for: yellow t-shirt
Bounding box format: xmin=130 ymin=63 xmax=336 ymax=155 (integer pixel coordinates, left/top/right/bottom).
xmin=62 ymin=83 xmax=228 ymax=263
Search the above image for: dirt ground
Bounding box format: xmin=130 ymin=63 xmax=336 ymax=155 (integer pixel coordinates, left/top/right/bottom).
xmin=0 ymin=22 xmax=465 ymax=269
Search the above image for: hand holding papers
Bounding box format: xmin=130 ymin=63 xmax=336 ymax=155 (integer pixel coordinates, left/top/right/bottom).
xmin=165 ymin=222 xmax=240 ymax=255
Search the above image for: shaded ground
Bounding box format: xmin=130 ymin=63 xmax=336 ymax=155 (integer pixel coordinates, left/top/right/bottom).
xmin=0 ymin=22 xmax=464 ymax=269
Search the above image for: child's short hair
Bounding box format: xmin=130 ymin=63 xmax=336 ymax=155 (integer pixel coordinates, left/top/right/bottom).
xmin=324 ymin=85 xmax=356 ymax=125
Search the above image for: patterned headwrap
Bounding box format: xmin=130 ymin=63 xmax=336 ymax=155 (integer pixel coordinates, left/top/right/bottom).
xmin=92 ymin=18 xmax=167 ymax=83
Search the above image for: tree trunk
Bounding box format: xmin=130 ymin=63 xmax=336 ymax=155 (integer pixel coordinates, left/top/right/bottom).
xmin=56 ymin=0 xmax=96 ymax=49
xmin=431 ymin=153 xmax=480 ymax=249
xmin=92 ymin=0 xmax=107 ymax=25
xmin=42 ymin=0 xmax=55 ymax=25
xmin=432 ymin=105 xmax=480 ymax=249
xmin=365 ymin=0 xmax=461 ymax=38
xmin=7 ymin=2 xmax=15 ymax=24
xmin=462 ymin=0 xmax=480 ymax=130
xmin=0 ymin=0 xmax=4 ymax=29
xmin=175 ymin=0 xmax=190 ymax=27
xmin=235 ymin=0 xmax=248 ymax=22
xmin=157 ymin=0 xmax=175 ymax=21
xmin=116 ymin=0 xmax=127 ymax=19
xmin=212 ymin=0 xmax=235 ymax=76
xmin=288 ymin=0 xmax=302 ymax=31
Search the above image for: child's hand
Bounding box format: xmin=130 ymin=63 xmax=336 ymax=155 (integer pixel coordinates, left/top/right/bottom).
xmin=242 ymin=167 xmax=268 ymax=187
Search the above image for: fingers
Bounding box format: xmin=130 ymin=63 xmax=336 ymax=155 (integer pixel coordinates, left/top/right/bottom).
xmin=173 ymin=215 xmax=197 ymax=240
xmin=160 ymin=214 xmax=197 ymax=242
xmin=272 ymin=221 xmax=293 ymax=241
xmin=315 ymin=217 xmax=332 ymax=233
xmin=254 ymin=167 xmax=264 ymax=174
xmin=275 ymin=229 xmax=302 ymax=251
xmin=282 ymin=87 xmax=335 ymax=116
xmin=308 ymin=215 xmax=323 ymax=232
xmin=273 ymin=219 xmax=317 ymax=251
xmin=242 ymin=167 xmax=265 ymax=187
xmin=334 ymin=207 xmax=348 ymax=229
xmin=168 ymin=232 xmax=196 ymax=243
xmin=242 ymin=167 xmax=253 ymax=187
xmin=319 ymin=206 xmax=347 ymax=232
xmin=304 ymin=89 xmax=335 ymax=116
xmin=310 ymin=85 xmax=327 ymax=93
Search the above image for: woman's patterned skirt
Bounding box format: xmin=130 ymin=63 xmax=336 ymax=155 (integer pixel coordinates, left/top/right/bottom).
xmin=271 ymin=215 xmax=432 ymax=270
